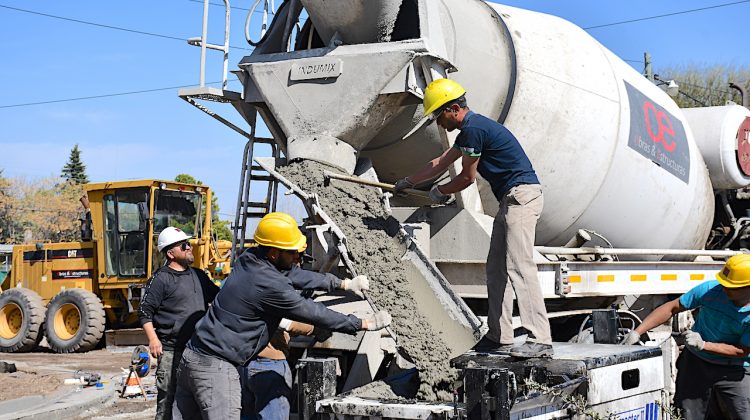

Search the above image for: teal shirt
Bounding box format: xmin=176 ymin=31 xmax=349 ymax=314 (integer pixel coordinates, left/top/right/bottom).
xmin=679 ymin=280 xmax=750 ymax=366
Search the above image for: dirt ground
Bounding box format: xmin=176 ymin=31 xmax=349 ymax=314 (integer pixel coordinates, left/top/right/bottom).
xmin=0 ymin=342 xmax=156 ymax=418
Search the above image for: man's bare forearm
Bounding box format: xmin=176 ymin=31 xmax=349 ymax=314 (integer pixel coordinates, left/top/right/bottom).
xmin=634 ymin=298 xmax=684 ymax=335
xmin=703 ymin=341 xmax=750 ymax=358
xmin=408 ymin=158 xmax=448 ymax=185
xmin=143 ymin=322 xmax=158 ymax=341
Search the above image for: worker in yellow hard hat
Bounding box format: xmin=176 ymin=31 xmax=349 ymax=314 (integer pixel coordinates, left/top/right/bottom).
xmin=172 ymin=212 xmax=390 ymax=420
xmin=620 ymin=254 xmax=750 ymax=419
xmin=396 ymin=78 xmax=551 ymax=358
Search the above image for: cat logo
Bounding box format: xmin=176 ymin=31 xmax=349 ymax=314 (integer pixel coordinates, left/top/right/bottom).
xmin=67 ymin=250 xmax=78 ymax=258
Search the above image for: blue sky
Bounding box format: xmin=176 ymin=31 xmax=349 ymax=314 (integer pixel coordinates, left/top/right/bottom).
xmin=2 ymin=0 xmax=749 ymax=220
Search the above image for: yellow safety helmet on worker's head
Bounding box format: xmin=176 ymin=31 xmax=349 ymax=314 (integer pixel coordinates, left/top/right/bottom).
xmin=253 ymin=212 xmax=307 ymax=251
xmin=717 ymin=254 xmax=750 ymax=288
xmin=401 ymin=79 xmax=466 ymax=140
xmin=422 ymin=79 xmax=466 ymax=118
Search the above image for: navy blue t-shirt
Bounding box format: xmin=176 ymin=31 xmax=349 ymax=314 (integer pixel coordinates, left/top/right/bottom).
xmin=453 ymin=111 xmax=539 ymax=199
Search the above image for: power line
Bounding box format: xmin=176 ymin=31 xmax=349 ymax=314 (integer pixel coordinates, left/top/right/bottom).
xmin=583 ymin=0 xmax=750 ymax=30
xmin=186 ymin=0 xmax=274 ymax=14
xmin=672 ymin=80 xmax=733 ymax=95
xmin=0 ymin=80 xmax=238 ymax=109
xmin=0 ymin=4 xmax=251 ymax=51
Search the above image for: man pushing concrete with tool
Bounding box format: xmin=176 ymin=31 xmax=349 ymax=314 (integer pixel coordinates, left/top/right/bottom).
xmin=172 ymin=212 xmax=391 ymax=420
xmin=395 ymin=79 xmax=552 ymax=358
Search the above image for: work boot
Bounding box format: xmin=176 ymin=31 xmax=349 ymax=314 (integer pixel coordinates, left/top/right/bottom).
xmin=471 ymin=336 xmax=513 ymax=353
xmin=508 ymin=342 xmax=554 ymax=358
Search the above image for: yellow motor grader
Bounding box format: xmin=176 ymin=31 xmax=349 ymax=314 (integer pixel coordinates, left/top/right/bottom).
xmin=0 ymin=180 xmax=232 ymax=353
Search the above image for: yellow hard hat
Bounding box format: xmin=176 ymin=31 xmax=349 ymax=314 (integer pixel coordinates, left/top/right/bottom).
xmin=716 ymin=254 xmax=750 ymax=288
xmin=422 ymin=79 xmax=466 ymax=118
xmin=253 ymin=212 xmax=307 ymax=251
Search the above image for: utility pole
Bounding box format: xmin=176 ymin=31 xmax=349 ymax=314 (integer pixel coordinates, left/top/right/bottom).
xmin=643 ymin=52 xmax=654 ymax=81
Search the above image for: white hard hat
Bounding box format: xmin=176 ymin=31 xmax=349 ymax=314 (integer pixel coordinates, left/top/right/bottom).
xmin=157 ymin=227 xmax=192 ymax=252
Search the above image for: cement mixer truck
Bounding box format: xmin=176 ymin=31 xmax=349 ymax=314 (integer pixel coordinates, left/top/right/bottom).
xmin=179 ymin=0 xmax=749 ymax=417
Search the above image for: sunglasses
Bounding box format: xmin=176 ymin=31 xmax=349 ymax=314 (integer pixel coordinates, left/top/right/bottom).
xmin=174 ymin=242 xmax=191 ymax=251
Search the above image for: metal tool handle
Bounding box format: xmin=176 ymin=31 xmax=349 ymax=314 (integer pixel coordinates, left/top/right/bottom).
xmin=324 ymin=171 xmax=430 ymax=198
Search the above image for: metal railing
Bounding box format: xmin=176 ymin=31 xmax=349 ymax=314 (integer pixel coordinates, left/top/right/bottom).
xmin=187 ymin=0 xmax=231 ymax=89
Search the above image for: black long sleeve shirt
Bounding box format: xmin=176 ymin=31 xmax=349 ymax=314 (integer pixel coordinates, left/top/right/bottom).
xmin=138 ymin=266 xmax=219 ymax=350
xmin=188 ymin=248 xmax=361 ymax=366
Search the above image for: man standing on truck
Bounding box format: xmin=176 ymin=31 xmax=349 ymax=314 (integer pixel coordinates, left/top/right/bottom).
xmin=172 ymin=212 xmax=391 ymax=420
xmin=621 ymin=254 xmax=750 ymax=419
xmin=394 ymin=79 xmax=552 ymax=358
xmin=139 ymin=226 xmax=220 ymax=420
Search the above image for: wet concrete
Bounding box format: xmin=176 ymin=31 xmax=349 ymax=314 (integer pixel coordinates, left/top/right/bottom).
xmin=278 ymin=160 xmax=458 ymax=401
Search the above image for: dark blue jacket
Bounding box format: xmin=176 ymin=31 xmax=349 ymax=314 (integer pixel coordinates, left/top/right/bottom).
xmin=189 ymin=248 xmax=362 ymax=366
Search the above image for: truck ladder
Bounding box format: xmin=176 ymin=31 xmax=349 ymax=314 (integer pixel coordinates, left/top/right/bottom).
xmin=231 ymin=137 xmax=280 ymax=264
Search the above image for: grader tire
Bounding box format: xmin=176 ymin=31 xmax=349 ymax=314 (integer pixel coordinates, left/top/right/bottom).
xmin=45 ymin=288 xmax=105 ymax=353
xmin=0 ymin=288 xmax=46 ymax=353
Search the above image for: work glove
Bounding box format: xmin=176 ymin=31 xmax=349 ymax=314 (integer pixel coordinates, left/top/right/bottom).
xmin=342 ymin=275 xmax=369 ymax=299
xmin=312 ymin=327 xmax=332 ymax=343
xmin=363 ymin=310 xmax=392 ymax=331
xmin=683 ymin=330 xmax=705 ymax=351
xmin=429 ymin=184 xmax=450 ymax=205
xmin=619 ymin=330 xmax=641 ymax=345
xmin=393 ymin=178 xmax=414 ymax=197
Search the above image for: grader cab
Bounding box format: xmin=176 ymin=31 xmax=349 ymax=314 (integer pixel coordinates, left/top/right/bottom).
xmin=0 ymin=180 xmax=231 ymax=353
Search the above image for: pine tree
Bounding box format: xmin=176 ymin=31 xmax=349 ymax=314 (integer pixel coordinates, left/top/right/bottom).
xmin=61 ymin=144 xmax=89 ymax=184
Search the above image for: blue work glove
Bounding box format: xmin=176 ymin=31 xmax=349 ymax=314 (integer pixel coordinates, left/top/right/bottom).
xmin=429 ymin=184 xmax=450 ymax=204
xmin=393 ymin=178 xmax=414 ymax=197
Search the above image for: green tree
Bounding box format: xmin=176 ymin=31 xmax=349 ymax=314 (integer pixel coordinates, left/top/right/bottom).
xmin=0 ymin=174 xmax=83 ymax=243
xmin=656 ymin=64 xmax=750 ymax=108
xmin=174 ymin=174 xmax=232 ymax=241
xmin=61 ymin=144 xmax=89 ymax=184
xmin=0 ymin=170 xmax=19 ymax=243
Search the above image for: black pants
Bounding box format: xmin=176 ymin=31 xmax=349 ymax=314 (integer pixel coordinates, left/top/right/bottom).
xmin=674 ymin=349 xmax=750 ymax=420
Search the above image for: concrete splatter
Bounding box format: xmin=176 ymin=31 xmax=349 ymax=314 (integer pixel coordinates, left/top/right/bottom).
xmin=278 ymin=160 xmax=458 ymax=401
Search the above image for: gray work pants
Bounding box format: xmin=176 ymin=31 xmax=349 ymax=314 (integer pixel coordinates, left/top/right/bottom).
xmin=155 ymin=348 xmax=182 ymax=420
xmin=486 ymin=184 xmax=551 ymax=345
xmin=675 ymin=349 xmax=750 ymax=420
xmin=172 ymin=347 xmax=242 ymax=420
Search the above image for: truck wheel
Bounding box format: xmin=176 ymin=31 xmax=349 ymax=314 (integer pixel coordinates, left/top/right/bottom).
xmin=45 ymin=289 xmax=105 ymax=353
xmin=0 ymin=288 xmax=45 ymax=353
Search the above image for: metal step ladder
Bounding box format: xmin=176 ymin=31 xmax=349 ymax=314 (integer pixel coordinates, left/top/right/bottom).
xmin=231 ymin=136 xmax=280 ymax=263
xmin=178 ymin=0 xmax=285 ymax=264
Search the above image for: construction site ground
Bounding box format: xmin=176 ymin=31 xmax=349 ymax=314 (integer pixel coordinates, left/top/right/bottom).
xmin=0 ymin=340 xmax=155 ymax=420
